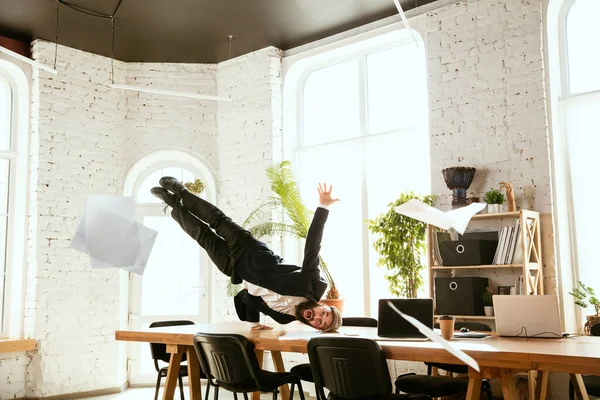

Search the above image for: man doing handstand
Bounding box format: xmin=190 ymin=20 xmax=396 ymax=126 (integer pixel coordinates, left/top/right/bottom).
xmin=151 ymin=177 xmax=342 ymax=332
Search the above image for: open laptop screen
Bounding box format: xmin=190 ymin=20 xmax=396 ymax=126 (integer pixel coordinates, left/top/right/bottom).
xmin=494 ymin=295 xmax=563 ymax=338
xmin=377 ymin=298 xmax=434 ymax=338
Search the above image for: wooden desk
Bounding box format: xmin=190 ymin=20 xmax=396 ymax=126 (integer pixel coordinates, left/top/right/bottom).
xmin=116 ymin=323 xmax=600 ymax=400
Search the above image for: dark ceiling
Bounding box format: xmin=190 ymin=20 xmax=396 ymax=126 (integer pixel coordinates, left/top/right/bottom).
xmin=0 ymin=0 xmax=436 ymax=63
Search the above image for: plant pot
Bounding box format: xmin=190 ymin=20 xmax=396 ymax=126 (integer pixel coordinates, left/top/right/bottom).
xmin=320 ymin=298 xmax=345 ymax=314
xmin=442 ymin=167 xmax=476 ymax=209
xmin=484 ymin=306 xmax=494 ymax=316
xmin=584 ymin=314 xmax=600 ymax=335
xmin=487 ymin=204 xmax=503 ymax=214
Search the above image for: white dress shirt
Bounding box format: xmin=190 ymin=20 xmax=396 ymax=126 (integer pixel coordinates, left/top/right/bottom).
xmin=243 ymin=204 xmax=329 ymax=325
xmin=244 ymin=281 xmax=308 ymax=316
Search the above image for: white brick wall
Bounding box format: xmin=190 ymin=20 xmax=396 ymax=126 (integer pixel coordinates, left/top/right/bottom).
xmin=0 ymin=353 xmax=30 ymax=399
xmin=1 ymin=41 xmax=224 ymax=399
xmin=428 ymin=0 xmax=550 ymax=212
xmin=121 ymin=62 xmax=219 ymax=171
xmin=214 ymin=47 xmax=284 ymax=323
xmin=426 ymin=0 xmax=556 ymax=293
xmin=22 ymin=41 xmax=128 ymax=398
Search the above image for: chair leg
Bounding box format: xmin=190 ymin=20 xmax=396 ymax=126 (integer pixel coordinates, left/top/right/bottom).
xmin=289 ymin=383 xmax=295 ymax=400
xmin=297 ymin=380 xmax=305 ymax=400
xmin=204 ymin=380 xmax=211 ymax=400
xmin=178 ymin=374 xmax=185 ymax=400
xmin=482 ymin=379 xmax=492 ymax=400
xmin=569 ymin=381 xmax=575 ymax=400
xmin=273 ymin=389 xmax=278 ymax=400
xmin=233 ymin=392 xmax=238 ymax=400
xmin=154 ymin=373 xmax=163 ymax=400
xmin=243 ymin=393 xmax=249 ymax=400
xmin=213 ymin=385 xmax=219 ymax=400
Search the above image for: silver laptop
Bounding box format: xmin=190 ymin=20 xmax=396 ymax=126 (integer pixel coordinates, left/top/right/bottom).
xmin=494 ymin=295 xmax=563 ymax=338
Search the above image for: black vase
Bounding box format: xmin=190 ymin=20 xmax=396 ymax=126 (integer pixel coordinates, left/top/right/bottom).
xmin=442 ymin=167 xmax=476 ymax=209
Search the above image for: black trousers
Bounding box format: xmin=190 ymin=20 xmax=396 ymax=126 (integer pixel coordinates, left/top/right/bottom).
xmin=170 ymin=191 xmax=253 ymax=279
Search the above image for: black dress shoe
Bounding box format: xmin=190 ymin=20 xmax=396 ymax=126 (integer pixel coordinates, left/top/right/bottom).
xmin=150 ymin=187 xmax=181 ymax=208
xmin=159 ymin=176 xmax=187 ymax=196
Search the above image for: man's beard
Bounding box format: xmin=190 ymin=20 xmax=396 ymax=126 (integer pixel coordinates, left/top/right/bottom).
xmin=295 ymin=300 xmax=320 ymax=325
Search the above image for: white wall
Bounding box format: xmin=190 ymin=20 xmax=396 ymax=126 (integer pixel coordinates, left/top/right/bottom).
xmin=426 ymin=0 xmax=557 ymax=296
xmin=214 ymin=47 xmax=284 ymax=323
xmin=0 ymin=41 xmax=225 ymax=399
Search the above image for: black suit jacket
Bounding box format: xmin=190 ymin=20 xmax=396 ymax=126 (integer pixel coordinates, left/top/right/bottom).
xmin=233 ymin=207 xmax=329 ymax=323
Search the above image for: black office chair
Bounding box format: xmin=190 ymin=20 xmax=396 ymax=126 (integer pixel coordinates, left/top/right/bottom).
xmin=149 ymin=320 xmax=200 ymax=400
xmin=308 ymin=336 xmax=431 ymax=400
xmin=193 ymin=333 xmax=305 ymax=400
xmin=569 ymin=323 xmax=600 ymax=400
xmin=290 ymin=317 xmax=377 ymax=400
xmin=395 ymin=321 xmax=492 ymax=400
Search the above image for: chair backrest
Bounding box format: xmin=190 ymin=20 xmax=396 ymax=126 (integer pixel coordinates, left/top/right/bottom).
xmin=193 ymin=333 xmax=262 ymax=389
xmin=434 ymin=321 xmax=492 ymax=332
xmin=342 ymin=317 xmax=377 ymax=327
xmin=307 ymin=336 xmax=391 ymax=400
xmin=149 ymin=320 xmax=195 ymax=366
xmin=591 ymin=323 xmax=600 ymax=337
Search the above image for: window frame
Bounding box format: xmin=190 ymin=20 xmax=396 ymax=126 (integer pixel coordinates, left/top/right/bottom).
xmin=0 ymin=59 xmax=30 ymax=340
xmin=547 ymin=0 xmax=599 ymax=333
xmin=283 ymin=29 xmax=429 ymax=316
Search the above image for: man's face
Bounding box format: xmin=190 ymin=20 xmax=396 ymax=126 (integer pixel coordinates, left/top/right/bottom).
xmin=302 ymin=304 xmax=334 ymax=331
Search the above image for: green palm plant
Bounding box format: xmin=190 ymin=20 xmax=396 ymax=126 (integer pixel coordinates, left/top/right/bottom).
xmin=243 ymin=160 xmax=339 ymax=299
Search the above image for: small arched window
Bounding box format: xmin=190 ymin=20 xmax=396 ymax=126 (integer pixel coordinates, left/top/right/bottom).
xmin=123 ymin=151 xmax=216 ymax=384
xmin=0 ymin=60 xmax=29 ymax=339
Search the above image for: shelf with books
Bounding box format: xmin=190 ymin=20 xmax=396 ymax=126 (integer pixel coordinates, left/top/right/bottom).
xmin=428 ymin=209 xmax=544 ymax=317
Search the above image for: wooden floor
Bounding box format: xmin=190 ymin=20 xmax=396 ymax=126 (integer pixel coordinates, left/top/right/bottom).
xmin=88 ymin=387 xmax=310 ymax=400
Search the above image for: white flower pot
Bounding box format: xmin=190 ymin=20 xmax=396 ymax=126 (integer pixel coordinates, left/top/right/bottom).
xmin=484 ymin=306 xmax=494 ymax=317
xmin=487 ymin=204 xmax=503 ymax=213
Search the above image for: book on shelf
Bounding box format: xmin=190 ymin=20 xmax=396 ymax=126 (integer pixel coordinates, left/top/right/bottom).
xmin=433 ymin=231 xmax=451 ymax=266
xmin=505 ymin=219 xmax=520 ymax=264
xmin=493 ymin=226 xmax=508 ymax=265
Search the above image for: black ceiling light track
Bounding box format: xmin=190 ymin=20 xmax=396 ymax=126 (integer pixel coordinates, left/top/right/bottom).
xmin=53 ymin=0 xmax=124 ymax=80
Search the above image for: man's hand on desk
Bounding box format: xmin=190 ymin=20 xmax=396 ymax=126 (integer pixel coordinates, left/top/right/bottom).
xmin=251 ymin=324 xmax=274 ymax=331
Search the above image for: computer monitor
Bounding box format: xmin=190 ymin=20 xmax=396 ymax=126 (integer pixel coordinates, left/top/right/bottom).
xmin=494 ymin=295 xmax=563 ymax=338
xmin=377 ymin=298 xmax=434 ymax=339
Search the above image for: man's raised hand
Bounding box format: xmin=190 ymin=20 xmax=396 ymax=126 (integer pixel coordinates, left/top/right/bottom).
xmin=251 ymin=324 xmax=274 ymax=331
xmin=318 ymin=183 xmax=340 ymax=207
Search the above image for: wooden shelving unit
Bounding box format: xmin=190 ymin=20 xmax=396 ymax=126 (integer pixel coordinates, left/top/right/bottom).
xmin=428 ymin=209 xmax=544 ymax=320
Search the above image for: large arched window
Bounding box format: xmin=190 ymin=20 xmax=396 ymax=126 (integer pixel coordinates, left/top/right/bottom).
xmin=548 ymin=0 xmax=600 ymax=331
xmin=284 ymin=30 xmax=430 ymax=317
xmin=124 ymin=151 xmax=216 ymax=384
xmin=0 ymin=60 xmax=29 ymax=339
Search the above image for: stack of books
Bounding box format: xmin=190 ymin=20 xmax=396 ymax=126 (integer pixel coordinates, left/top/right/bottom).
xmin=492 ymin=219 xmax=523 ymax=265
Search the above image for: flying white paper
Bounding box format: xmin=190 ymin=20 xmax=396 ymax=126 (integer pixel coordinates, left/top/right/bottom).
xmin=394 ymin=199 xmax=486 ymax=235
xmin=71 ymin=195 xmax=158 ymax=275
xmin=386 ymin=301 xmax=480 ymax=372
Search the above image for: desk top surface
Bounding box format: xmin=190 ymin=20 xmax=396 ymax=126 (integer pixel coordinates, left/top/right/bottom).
xmin=115 ymin=322 xmax=600 ymax=375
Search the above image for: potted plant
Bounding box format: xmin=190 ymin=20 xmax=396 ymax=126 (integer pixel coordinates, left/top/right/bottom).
xmin=242 ymin=161 xmax=342 ymax=309
xmin=483 ymin=287 xmax=494 ymax=316
xmin=367 ymin=191 xmax=434 ymax=298
xmin=183 ymin=178 xmax=206 ymax=195
xmin=569 ymin=281 xmax=600 ymax=335
xmin=483 ymin=188 xmax=505 ymax=214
